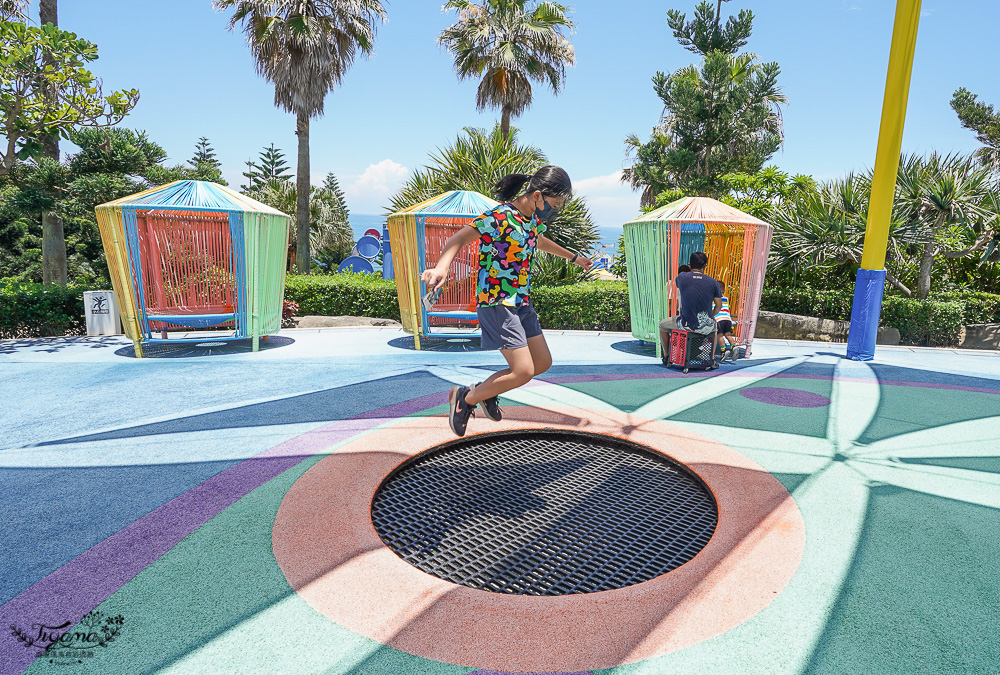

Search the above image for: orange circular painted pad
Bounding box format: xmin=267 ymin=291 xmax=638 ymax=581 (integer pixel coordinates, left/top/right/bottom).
xmin=273 ymin=406 xmax=805 ymax=672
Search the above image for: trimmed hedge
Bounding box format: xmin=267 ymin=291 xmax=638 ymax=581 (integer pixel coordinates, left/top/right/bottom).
xmin=2 ymin=270 xmax=994 ymax=348
xmin=930 ymin=291 xmax=1000 ymax=325
xmin=284 ymin=272 xmax=401 ymax=321
xmin=760 ymin=287 xmax=852 ymax=321
xmin=282 ymin=274 xmax=633 ymax=332
xmin=0 ymin=279 xmax=95 ymax=338
xmin=881 ymin=296 xmax=965 ymax=347
xmin=532 ymin=281 xmax=630 ymax=331
xmin=760 ymin=286 xmax=1000 ymax=346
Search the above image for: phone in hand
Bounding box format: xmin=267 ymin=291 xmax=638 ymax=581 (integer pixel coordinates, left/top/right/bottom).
xmin=422 ymin=286 xmax=443 ymax=312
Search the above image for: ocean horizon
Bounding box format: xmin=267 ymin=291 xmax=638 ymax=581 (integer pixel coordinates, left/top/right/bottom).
xmin=350 ymin=213 xmax=622 ymax=256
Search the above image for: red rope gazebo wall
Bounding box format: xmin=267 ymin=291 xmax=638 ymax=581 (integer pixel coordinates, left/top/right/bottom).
xmin=424 ymin=216 xmax=479 ymax=327
xmin=136 ymin=209 xmax=237 ymax=331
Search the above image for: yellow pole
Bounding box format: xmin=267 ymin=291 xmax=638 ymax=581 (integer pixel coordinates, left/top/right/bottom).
xmin=847 ymin=0 xmax=922 ymax=361
xmin=860 ymin=0 xmax=922 ymax=270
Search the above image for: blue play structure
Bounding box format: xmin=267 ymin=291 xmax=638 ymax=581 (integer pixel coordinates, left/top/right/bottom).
xmin=338 ymin=256 xmax=375 ymax=274
xmin=338 ymin=229 xmax=386 ymax=275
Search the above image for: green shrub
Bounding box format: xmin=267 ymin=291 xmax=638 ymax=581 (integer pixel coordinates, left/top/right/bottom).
xmin=760 ymin=287 xmax=853 ymax=321
xmin=929 ymin=291 xmax=1000 ymax=325
xmin=0 ymin=279 xmax=95 ymax=338
xmin=760 ymin=285 xmax=987 ymax=346
xmin=283 ymin=275 xmax=632 ymax=331
xmin=532 ymin=281 xmax=630 ymax=331
xmin=882 ymin=297 xmax=966 ymax=347
xmin=284 ymin=272 xmax=400 ymax=321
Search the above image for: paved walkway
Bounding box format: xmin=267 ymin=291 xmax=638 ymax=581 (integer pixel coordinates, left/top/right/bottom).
xmin=1 ymin=328 xmax=998 ymax=674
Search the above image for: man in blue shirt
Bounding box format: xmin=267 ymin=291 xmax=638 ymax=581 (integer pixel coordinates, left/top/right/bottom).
xmin=659 ymin=251 xmax=722 ymax=337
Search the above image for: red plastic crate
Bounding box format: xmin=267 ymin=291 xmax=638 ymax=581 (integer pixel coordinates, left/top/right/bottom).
xmin=664 ymin=329 xmax=717 ymax=372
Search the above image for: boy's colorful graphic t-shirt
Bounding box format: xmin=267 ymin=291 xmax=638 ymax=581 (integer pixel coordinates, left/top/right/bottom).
xmin=472 ymin=203 xmax=546 ymax=307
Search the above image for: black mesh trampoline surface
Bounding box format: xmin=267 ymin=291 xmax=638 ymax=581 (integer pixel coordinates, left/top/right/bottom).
xmin=370 ymin=429 xmax=718 ymax=596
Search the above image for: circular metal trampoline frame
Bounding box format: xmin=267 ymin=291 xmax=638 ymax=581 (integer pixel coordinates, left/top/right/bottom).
xmin=371 ymin=429 xmax=718 ymax=595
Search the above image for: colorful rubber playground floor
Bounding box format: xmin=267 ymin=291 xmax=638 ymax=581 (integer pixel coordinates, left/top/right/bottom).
xmin=1 ymin=328 xmax=999 ymax=674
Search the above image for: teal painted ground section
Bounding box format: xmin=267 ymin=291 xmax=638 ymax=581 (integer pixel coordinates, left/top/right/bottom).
xmin=2 ymin=330 xmax=999 ymax=674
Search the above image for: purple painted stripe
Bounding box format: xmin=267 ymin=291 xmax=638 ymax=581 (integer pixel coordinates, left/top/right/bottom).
xmin=469 ymin=671 xmax=593 ymax=675
xmin=0 ymin=392 xmax=445 ymax=675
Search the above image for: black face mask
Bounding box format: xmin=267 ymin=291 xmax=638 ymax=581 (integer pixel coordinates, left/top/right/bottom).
xmin=534 ymin=198 xmax=561 ymax=223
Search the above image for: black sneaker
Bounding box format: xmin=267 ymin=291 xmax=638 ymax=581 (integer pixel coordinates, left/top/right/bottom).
xmin=477 ymin=384 xmax=502 ymax=422
xmin=448 ymin=385 xmax=474 ymax=436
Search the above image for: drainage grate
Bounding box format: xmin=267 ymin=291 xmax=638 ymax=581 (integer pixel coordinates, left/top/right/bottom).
xmin=370 ymin=429 xmax=718 ymax=596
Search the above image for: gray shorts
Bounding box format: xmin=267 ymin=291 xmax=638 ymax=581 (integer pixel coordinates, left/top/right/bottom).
xmin=477 ymin=303 xmax=543 ymax=350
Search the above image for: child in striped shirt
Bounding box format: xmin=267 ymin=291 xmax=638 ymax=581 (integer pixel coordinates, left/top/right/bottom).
xmin=715 ymin=281 xmax=737 ymax=360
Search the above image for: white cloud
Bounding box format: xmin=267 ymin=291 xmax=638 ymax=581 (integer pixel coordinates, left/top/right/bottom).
xmin=343 ymin=159 xmax=409 ymax=213
xmin=573 ymin=170 xmax=643 ymax=231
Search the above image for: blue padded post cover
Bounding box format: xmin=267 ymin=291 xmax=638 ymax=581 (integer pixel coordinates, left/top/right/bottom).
xmin=381 ymin=224 xmax=394 ymax=280
xmin=847 ymin=268 xmax=886 ymax=361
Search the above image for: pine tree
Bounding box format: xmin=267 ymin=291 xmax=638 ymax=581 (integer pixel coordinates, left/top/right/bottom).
xmin=241 ymin=158 xmax=261 ymax=191
xmin=321 ymin=172 xmax=349 ymax=224
xmin=312 ymin=171 xmax=353 ymax=272
xmin=623 ymin=1 xmax=785 ymax=202
xmin=666 ymin=0 xmax=753 ymax=56
xmin=951 ymin=87 xmax=1000 ymax=171
xmin=187 ymin=137 xmax=227 ymax=185
xmin=257 ymin=143 xmax=292 ymax=182
xmin=240 ymin=143 xmax=291 ymax=191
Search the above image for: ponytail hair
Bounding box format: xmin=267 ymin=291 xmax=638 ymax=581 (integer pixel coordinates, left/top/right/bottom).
xmin=493 ymin=174 xmax=532 ymax=202
xmin=493 ymin=165 xmax=572 ymax=202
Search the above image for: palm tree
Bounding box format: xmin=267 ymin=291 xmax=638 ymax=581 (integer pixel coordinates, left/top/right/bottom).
xmin=895 ymin=153 xmax=997 ymax=298
xmin=769 ymin=174 xmax=917 ymax=296
xmin=388 ymin=125 xmax=598 ymax=284
xmin=215 ymin=0 xmax=385 ymax=274
xmin=438 ymin=0 xmax=575 ymax=141
xmin=0 ymin=0 xmax=28 ymax=21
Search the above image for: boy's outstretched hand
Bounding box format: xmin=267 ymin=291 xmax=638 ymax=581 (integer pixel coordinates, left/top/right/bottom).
xmin=576 ymin=257 xmax=594 ymax=270
xmin=420 ymin=267 xmax=447 ymax=290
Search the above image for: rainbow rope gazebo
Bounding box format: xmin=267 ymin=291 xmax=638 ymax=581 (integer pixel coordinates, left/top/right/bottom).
xmin=623 ymin=197 xmax=773 ymax=356
xmin=386 ymin=190 xmax=498 ymax=349
xmin=95 ymin=180 xmax=290 ymax=357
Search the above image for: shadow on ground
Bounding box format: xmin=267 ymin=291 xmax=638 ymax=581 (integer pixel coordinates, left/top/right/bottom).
xmin=114 ymin=336 xmax=295 ymax=358
xmin=0 ymin=336 xmax=125 ymax=355
xmin=610 ymin=340 xmax=659 ymax=358
xmin=387 ymin=335 xmax=486 ymax=352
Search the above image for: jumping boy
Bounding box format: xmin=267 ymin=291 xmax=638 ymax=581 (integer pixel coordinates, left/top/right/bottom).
xmin=420 ymin=166 xmax=593 ymax=437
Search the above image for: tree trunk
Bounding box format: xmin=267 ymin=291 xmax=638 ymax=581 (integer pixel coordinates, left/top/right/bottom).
xmin=41 ymin=212 xmax=67 ymax=286
xmin=501 ymin=107 xmax=511 ymax=142
xmin=884 ymin=269 xmax=912 ymax=298
xmin=916 ymin=238 xmax=935 ymax=299
xmin=39 ymin=0 xmax=66 ymax=286
xmin=39 ymin=0 xmax=56 ymax=24
xmin=295 ymin=113 xmax=311 ymax=275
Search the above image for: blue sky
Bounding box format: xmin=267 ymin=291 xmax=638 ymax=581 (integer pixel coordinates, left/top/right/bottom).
xmin=32 ymin=1 xmax=1000 ymax=229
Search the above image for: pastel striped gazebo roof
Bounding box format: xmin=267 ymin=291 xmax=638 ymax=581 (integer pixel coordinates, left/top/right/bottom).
xmin=390 ymin=190 xmax=498 ymax=218
xmin=99 ymin=180 xmax=287 ymax=216
xmin=626 ymin=196 xmax=770 ymax=227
